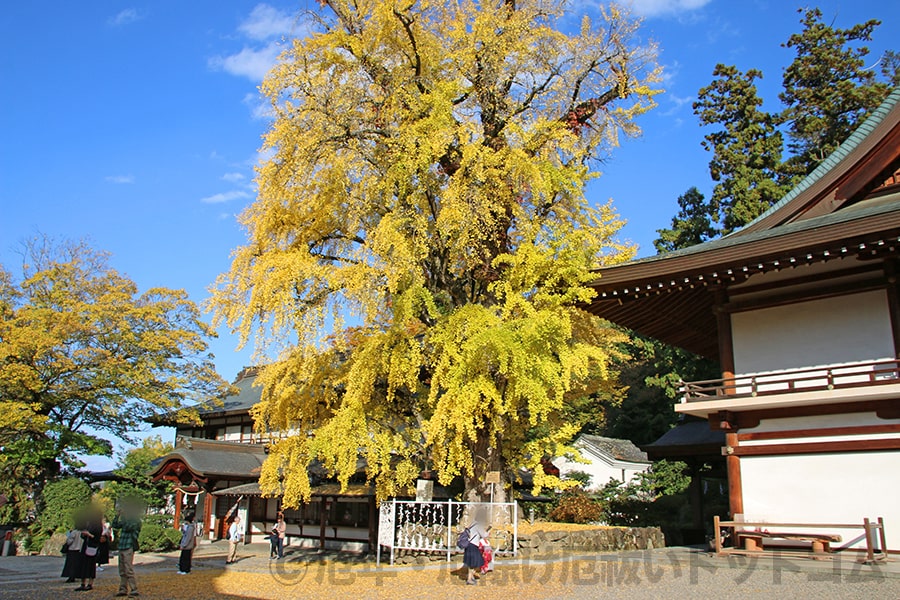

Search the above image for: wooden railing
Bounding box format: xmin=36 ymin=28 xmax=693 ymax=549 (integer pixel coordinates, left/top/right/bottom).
xmin=681 ymin=358 xmax=900 ymax=402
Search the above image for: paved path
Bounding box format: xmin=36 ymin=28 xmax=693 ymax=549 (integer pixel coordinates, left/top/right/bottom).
xmin=0 ymin=543 xmax=896 ymax=599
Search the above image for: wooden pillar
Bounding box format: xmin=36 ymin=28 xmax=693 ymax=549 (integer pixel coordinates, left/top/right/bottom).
xmin=714 ymin=288 xmax=742 ymax=517
xmin=203 ymin=490 xmax=213 ymax=541
xmin=714 ymin=289 xmax=735 ymax=382
xmin=725 ymin=431 xmax=743 ymax=518
xmin=368 ymin=495 xmax=377 ymax=552
xmin=688 ymin=461 xmax=703 ymax=529
xmin=174 ymin=488 xmax=183 ymax=530
xmin=203 ymin=490 xmax=219 ymax=541
xmin=883 ymin=260 xmax=900 ymax=358
xmin=319 ymin=496 xmax=328 ymax=551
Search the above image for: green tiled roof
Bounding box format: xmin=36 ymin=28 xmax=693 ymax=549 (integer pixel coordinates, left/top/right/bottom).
xmin=735 ymin=87 xmax=900 ymax=233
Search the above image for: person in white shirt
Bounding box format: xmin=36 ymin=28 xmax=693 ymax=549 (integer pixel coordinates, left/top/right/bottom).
xmin=226 ymin=516 xmax=243 ymax=564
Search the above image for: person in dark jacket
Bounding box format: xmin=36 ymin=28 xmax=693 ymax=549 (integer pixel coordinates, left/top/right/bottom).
xmin=178 ymin=512 xmax=197 ymax=574
xmin=96 ymin=516 xmax=112 ymax=571
xmin=76 ymin=508 xmax=103 ymax=591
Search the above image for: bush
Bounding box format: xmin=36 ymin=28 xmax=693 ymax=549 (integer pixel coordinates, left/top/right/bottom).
xmin=28 ymin=477 xmax=93 ymax=552
xmin=137 ymin=521 xmax=182 ymax=552
xmin=547 ymin=488 xmax=603 ymax=524
xmin=599 ymin=460 xmax=692 ymax=528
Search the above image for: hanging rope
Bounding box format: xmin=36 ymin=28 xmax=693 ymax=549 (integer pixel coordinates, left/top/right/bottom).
xmin=225 ymin=496 xmax=245 ymax=520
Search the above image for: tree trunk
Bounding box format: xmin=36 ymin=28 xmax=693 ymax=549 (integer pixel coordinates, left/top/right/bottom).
xmin=463 ymin=428 xmax=508 ymax=504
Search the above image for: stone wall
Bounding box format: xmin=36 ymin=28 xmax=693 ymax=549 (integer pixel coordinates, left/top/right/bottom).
xmin=387 ymin=525 xmax=664 ymax=564
xmin=517 ymin=526 xmax=664 ymax=557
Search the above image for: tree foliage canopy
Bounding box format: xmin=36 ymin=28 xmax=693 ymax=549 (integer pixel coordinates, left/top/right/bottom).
xmin=693 ymin=66 xmax=788 ymax=234
xmin=97 ymin=435 xmax=174 ymax=511
xmin=0 ymin=237 xmax=231 ymax=521
xmin=653 ymin=186 xmax=717 ymax=254
xmin=779 ymin=8 xmax=894 ymax=175
xmin=213 ymin=0 xmax=660 ymax=504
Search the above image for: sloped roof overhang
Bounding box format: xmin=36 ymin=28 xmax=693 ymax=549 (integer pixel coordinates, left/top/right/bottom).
xmin=149 ymin=437 xmax=267 ymax=483
xmin=586 ymin=192 xmax=900 ymax=357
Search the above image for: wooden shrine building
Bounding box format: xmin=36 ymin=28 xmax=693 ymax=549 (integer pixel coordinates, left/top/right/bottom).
xmin=150 ymin=368 xmax=378 ymax=552
xmin=586 ymin=88 xmax=900 ymax=551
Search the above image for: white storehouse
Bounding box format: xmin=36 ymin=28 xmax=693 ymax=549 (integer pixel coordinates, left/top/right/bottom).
xmin=553 ymin=434 xmax=650 ymax=490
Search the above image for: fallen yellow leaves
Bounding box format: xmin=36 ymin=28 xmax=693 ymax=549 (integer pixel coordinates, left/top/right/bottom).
xmin=71 ymin=560 xmax=602 ymax=599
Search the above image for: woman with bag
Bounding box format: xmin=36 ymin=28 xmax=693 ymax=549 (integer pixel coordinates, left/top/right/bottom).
xmin=271 ymin=512 xmax=286 ymax=559
xmin=61 ymin=521 xmax=84 ymax=583
xmin=462 ymin=509 xmax=490 ymax=586
xmin=75 ymin=509 xmax=103 ymax=591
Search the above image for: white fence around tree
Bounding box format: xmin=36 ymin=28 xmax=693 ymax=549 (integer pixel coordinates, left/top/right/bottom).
xmin=377 ymin=499 xmax=518 ymax=565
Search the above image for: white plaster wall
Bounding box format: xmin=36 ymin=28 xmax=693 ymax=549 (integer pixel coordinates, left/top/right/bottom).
xmin=731 ymin=290 xmax=893 ymax=374
xmin=740 ymin=451 xmax=899 ymax=550
xmin=748 ymin=413 xmax=879 ymax=434
xmin=554 ymin=453 xmax=649 ymax=490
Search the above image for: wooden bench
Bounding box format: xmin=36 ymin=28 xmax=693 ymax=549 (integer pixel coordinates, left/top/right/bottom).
xmin=713 ymin=516 xmax=888 ymax=563
xmin=736 ymin=531 xmax=841 ymax=555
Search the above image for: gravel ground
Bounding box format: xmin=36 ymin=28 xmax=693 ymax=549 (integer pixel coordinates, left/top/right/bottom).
xmin=0 ymin=545 xmax=895 ymax=599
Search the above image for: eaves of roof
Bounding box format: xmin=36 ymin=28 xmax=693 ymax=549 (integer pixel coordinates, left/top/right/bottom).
xmin=149 ymin=437 xmax=267 ymax=481
xmin=589 ymin=190 xmax=900 ymax=293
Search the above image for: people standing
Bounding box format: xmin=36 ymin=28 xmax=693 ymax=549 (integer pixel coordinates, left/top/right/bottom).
xmin=177 ymin=512 xmax=198 ymax=574
xmin=226 ymin=516 xmax=243 ymax=564
xmin=61 ymin=520 xmax=85 ymax=583
xmin=75 ymin=509 xmax=102 ymax=591
xmin=272 ymin=512 xmax=286 ymax=559
xmin=112 ymin=503 xmax=142 ymax=597
xmin=96 ymin=517 xmax=112 ymax=572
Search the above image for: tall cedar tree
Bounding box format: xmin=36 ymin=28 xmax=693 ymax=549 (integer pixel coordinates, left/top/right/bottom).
xmin=653 ymin=187 xmax=716 ymax=254
xmin=693 ymin=65 xmax=788 ymax=234
xmin=780 ymin=8 xmax=895 ymax=177
xmin=670 ymin=9 xmax=897 ymax=245
xmin=0 ymin=237 xmax=231 ymax=522
xmin=212 ymin=0 xmax=660 ymax=504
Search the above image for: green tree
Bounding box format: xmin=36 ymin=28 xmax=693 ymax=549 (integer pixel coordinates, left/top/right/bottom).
xmin=881 ymin=50 xmax=900 ymax=88
xmin=98 ymin=436 xmax=174 ymax=511
xmin=602 ymin=335 xmax=718 ymax=446
xmin=694 ymin=65 xmax=788 ymax=233
xmin=0 ymin=236 xmax=232 ymax=522
xmin=653 ymin=187 xmax=716 ymax=254
xmin=212 ymin=0 xmax=660 ymax=505
xmin=29 ymin=477 xmax=92 ymax=550
xmin=599 ymin=459 xmax=690 ymax=527
xmin=780 ymin=8 xmax=895 ymax=176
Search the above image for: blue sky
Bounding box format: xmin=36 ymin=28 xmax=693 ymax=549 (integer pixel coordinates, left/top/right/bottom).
xmin=2 ymin=0 xmax=898 ymax=467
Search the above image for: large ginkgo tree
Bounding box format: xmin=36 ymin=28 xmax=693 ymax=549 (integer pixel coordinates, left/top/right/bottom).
xmin=212 ymin=0 xmax=660 ymax=505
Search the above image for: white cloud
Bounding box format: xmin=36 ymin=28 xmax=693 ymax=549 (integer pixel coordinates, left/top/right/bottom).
xmin=660 ymin=93 xmax=694 ymax=116
xmin=200 ymin=190 xmax=252 ymax=204
xmin=209 ymin=43 xmax=282 ymax=81
xmin=243 ymin=92 xmax=275 ymax=120
xmin=105 ymin=174 xmax=135 ymax=184
xmin=627 ymin=0 xmax=712 ymax=18
xmin=222 ymin=172 xmax=246 ymax=183
xmin=107 ymin=8 xmax=143 ymax=27
xmin=239 ymin=4 xmax=294 ymax=41
xmin=210 ymin=4 xmax=310 ymax=83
